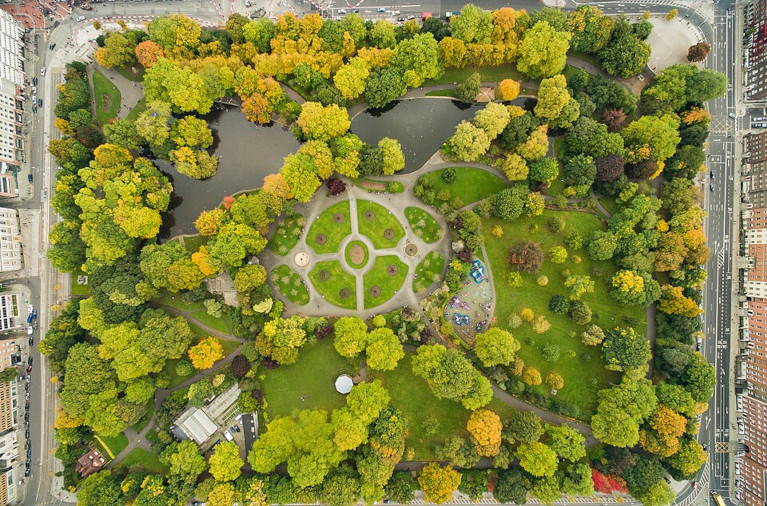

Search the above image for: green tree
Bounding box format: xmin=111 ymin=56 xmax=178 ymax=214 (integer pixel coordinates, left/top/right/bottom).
xmin=515 ymin=441 xmax=558 ymax=477
xmin=456 ymin=73 xmax=481 ymax=103
xmin=296 ymin=102 xmax=351 ymax=142
xmin=77 ymin=471 xmax=123 ymax=506
xmin=597 ymin=18 xmax=650 ymax=77
xmin=447 ymin=121 xmax=491 ymax=161
xmin=418 ymin=464 xmax=461 ymax=504
xmin=365 ymin=68 xmax=406 ymax=109
xmin=450 ymin=4 xmax=493 ymax=43
xmin=390 ymin=33 xmax=442 ymax=87
xmin=529 ymin=158 xmax=559 ymax=185
xmin=411 ymin=345 xmax=492 ymax=410
xmin=334 ymin=316 xmax=368 ymax=358
xmin=545 ymin=424 xmax=585 ymax=461
xmin=602 ymin=326 xmax=652 ymax=372
xmin=379 ymin=137 xmax=405 ymax=175
xmin=209 ymin=440 xmax=244 ymax=482
xmin=517 ymin=21 xmax=571 ymax=79
xmin=474 ymin=327 xmax=520 ymax=367
xmin=365 ymin=328 xmax=404 ymax=371
xmin=534 ymin=75 xmax=571 ymax=121
xmin=621 ymin=113 xmax=681 ymax=163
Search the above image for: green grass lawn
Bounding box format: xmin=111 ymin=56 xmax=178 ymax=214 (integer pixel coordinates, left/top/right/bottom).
xmin=309 ymin=260 xmax=357 ymax=310
xmin=158 ymin=291 xmax=205 ymax=312
xmin=118 ymin=448 xmax=168 ymax=474
xmin=482 ymin=209 xmax=646 ymax=417
xmin=598 ymin=195 xmax=620 ymax=217
xmin=218 ymin=337 xmax=241 ymax=356
xmin=357 ymin=200 xmax=405 ymax=249
xmin=163 ymin=357 xmax=192 ymax=388
xmin=423 ymin=65 xmax=523 ymax=86
xmin=307 ymin=201 xmax=351 ymax=254
xmin=363 ymin=255 xmax=409 ymax=309
xmin=269 ymin=215 xmax=305 ymax=256
xmin=126 ymin=97 xmax=147 ymax=121
xmin=92 ymin=70 xmax=121 ymax=125
xmin=405 ymin=207 xmax=443 ymax=244
xmin=188 ymin=309 xmax=231 ymax=334
xmin=271 ymin=264 xmax=310 ymax=305
xmin=261 ymin=338 xmax=354 ymax=418
xmin=345 ymin=240 xmax=369 ymax=269
xmin=418 ymin=168 xmax=508 ymax=206
xmin=182 ymin=235 xmax=208 ymax=254
xmin=95 ymin=433 xmax=128 ymax=459
xmin=116 ymin=65 xmax=145 ymax=82
xmin=413 ymin=252 xmax=445 ymax=294
xmin=71 ymin=268 xmax=90 ymax=296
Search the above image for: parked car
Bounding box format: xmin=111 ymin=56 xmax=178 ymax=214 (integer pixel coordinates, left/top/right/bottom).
xmin=377 ymin=7 xmax=386 ymax=12
xmin=32 ymin=77 xmax=37 ymax=86
xmin=81 ymin=4 xmax=93 ymax=9
xmin=26 ymin=326 xmax=32 ymax=335
xmin=27 ymin=174 xmax=32 ymax=183
xmin=26 ymin=315 xmax=33 ymax=324
xmin=48 ymin=42 xmax=55 ymax=50
xmin=37 ymin=99 xmax=42 ymax=107
xmin=27 ymin=304 xmax=33 ymax=314
xmin=27 ymin=357 xmax=32 ymax=365
xmin=40 ymin=67 xmax=45 ymax=76
xmin=24 ymin=469 xmax=29 ymax=477
xmin=710 ymin=183 xmax=715 ymax=192
xmin=28 ymin=337 xmax=33 ymax=346
xmin=76 ymin=15 xmax=85 ymax=21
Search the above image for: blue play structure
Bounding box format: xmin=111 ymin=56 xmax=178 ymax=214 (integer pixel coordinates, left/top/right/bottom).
xmin=470 ymin=259 xmax=486 ymax=283
xmin=454 ymin=313 xmax=470 ymax=326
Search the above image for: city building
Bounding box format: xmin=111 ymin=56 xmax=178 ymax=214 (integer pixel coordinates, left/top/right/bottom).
xmin=0 ymin=293 xmax=21 ymax=333
xmin=0 ymin=208 xmax=21 ymax=272
xmin=0 ymin=78 xmax=24 ymax=167
xmin=75 ymin=449 xmax=105 ymax=478
xmin=744 ymin=132 xmax=767 ymax=207
xmin=0 ymin=11 xmax=23 ymax=88
xmin=744 ymin=0 xmax=767 ymax=101
xmin=0 ymin=338 xmax=20 ymax=369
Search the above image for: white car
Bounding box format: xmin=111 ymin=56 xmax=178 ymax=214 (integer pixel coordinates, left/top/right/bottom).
xmin=77 ymin=15 xmax=85 ymax=21
xmin=40 ymin=67 xmax=46 ymax=76
xmin=26 ymin=326 xmax=33 ymax=336
xmin=26 ymin=304 xmax=33 ymax=315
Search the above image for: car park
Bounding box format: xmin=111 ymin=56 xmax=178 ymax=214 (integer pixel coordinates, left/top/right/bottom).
xmin=729 ymin=112 xmax=736 ymax=118
xmin=28 ymin=357 xmax=32 ymax=365
xmin=25 ymin=429 xmax=29 ymax=438
xmin=82 ymin=4 xmax=93 ymax=10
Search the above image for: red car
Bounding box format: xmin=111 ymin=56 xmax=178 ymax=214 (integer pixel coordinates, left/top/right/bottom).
xmin=26 ymin=365 xmax=32 ymax=373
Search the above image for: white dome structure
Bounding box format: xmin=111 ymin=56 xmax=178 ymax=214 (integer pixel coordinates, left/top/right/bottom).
xmin=335 ymin=374 xmax=354 ymax=394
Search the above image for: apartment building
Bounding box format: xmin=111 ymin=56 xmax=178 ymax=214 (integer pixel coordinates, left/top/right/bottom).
xmin=744 ymin=132 xmax=767 ymax=207
xmin=744 ymin=0 xmax=767 ymax=101
xmin=0 ymin=208 xmax=21 ymax=272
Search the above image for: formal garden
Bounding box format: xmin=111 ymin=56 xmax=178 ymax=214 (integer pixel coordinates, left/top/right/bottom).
xmin=44 ymin=7 xmax=724 ymax=506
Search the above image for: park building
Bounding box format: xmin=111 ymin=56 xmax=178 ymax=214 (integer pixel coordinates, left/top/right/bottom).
xmin=744 ymin=0 xmax=767 ymax=101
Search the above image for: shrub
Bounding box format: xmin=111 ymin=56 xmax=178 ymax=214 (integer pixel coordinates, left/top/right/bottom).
xmin=508 ymin=314 xmax=523 ymax=329
xmin=545 ymin=372 xmax=564 ymax=390
xmin=548 ymin=295 xmax=570 ymax=314
xmin=536 ymin=275 xmax=548 ymax=286
xmin=564 ymin=232 xmax=583 ymax=250
xmin=509 ymin=356 xmax=525 ymax=376
xmin=520 ymin=307 xmax=535 ymax=322
xmin=175 ymin=360 xmax=194 ymax=378
xmin=372 ymin=315 xmax=387 ymax=328
xmin=572 ymin=255 xmax=581 ymax=264
xmin=547 ymin=216 xmax=566 ymax=233
xmin=507 ymin=241 xmax=544 ymax=273
xmin=542 ymin=345 xmax=560 ymax=363
xmin=231 ymin=355 xmax=251 ymax=378
xmin=491 ymin=225 xmax=504 ymax=238
xmin=569 ymin=300 xmax=593 ymax=325
xmin=548 ymin=246 xmax=568 ymax=264
xmin=441 ymin=167 xmax=456 ymax=184
xmin=522 ymin=367 xmax=542 ymax=386
xmin=507 ymin=271 xmax=522 ymax=288
xmin=532 ymin=316 xmax=551 ymax=334
xmin=581 ymin=324 xmax=605 ymax=345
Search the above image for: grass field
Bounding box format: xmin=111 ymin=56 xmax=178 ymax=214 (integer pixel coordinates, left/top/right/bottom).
xmin=413 ymin=252 xmax=445 ymax=294
xmin=418 ymin=168 xmax=508 ymax=206
xmin=116 ymin=65 xmax=145 ymax=82
xmin=92 ymin=70 xmax=121 ymax=125
xmin=126 ymin=97 xmax=147 ymax=121
xmin=182 ymin=234 xmax=208 ymax=254
xmin=158 ymin=291 xmax=205 ymax=312
xmin=357 ymin=200 xmax=405 ymax=249
xmin=425 ymin=89 xmax=459 ymax=98
xmin=309 ymin=260 xmax=357 ymax=310
xmin=190 ymin=310 xmax=231 ymax=334
xmin=95 ymin=433 xmax=128 ymax=459
xmin=405 ymin=207 xmax=443 ymax=244
xmin=363 ymin=255 xmax=409 ymax=309
xmin=261 ymin=338 xmax=354 ymax=418
xmin=307 ymin=201 xmax=351 ymax=254
xmin=482 ymin=209 xmax=645 ymax=417
xmin=422 ymin=65 xmax=524 ymax=86
xmin=118 ymin=448 xmax=168 ymax=474
xmin=269 ymin=215 xmax=305 ymax=256
xmin=71 ymin=268 xmax=90 ymax=296
xmin=271 ymin=264 xmax=311 ymax=305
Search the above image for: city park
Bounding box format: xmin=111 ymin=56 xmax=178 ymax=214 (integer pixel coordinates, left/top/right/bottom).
xmin=47 ymin=7 xmax=722 ymax=506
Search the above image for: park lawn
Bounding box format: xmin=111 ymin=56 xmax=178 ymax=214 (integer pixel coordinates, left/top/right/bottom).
xmin=158 ymin=291 xmax=204 ymax=312
xmin=182 ymin=234 xmax=208 ymax=253
xmin=261 ymin=338 xmax=354 ymax=418
xmin=598 ymin=195 xmax=620 ymax=217
xmin=92 ymin=70 xmax=121 ymax=125
xmin=269 ymin=215 xmax=305 ymax=256
xmin=357 ymin=200 xmax=405 ymax=249
xmin=95 ymin=433 xmax=128 ymax=459
xmin=363 ymin=255 xmax=409 ymax=309
xmin=482 ymin=209 xmax=645 ymax=417
xmin=418 ymin=168 xmax=508 ymax=206
xmin=422 ymin=65 xmax=523 ymax=86
xmin=118 ymin=448 xmax=169 ymax=474
xmin=370 ymin=353 xmax=471 ymax=460
xmin=413 ymin=252 xmax=445 ymax=294
xmin=187 ymin=308 xmax=231 ymax=334
xmin=116 ymin=65 xmax=145 ymax=82
xmin=218 ymin=337 xmax=241 ymax=356
xmin=126 ymin=97 xmax=147 ymax=121
xmin=344 ymin=240 xmax=369 ymax=269
xmin=309 ymin=260 xmax=357 ymax=310
xmin=405 ymin=207 xmax=443 ymax=244
xmin=163 ymin=357 xmax=193 ymax=388
xmin=425 ymin=89 xmax=458 ymax=98
xmin=71 ymin=268 xmax=90 ymax=296
xmin=271 ymin=264 xmax=310 ymax=305
xmin=306 ymin=201 xmax=351 ymax=254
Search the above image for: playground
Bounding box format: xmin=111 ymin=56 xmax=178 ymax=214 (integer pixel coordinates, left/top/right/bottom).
xmin=444 ymin=258 xmax=494 ymax=344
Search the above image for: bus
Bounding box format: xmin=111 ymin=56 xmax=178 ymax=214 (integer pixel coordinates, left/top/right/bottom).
xmin=712 ymin=492 xmax=726 ymax=506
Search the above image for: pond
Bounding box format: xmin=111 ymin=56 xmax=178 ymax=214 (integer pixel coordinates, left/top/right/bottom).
xmin=351 ymin=98 xmax=483 ymax=174
xmin=159 ymin=105 xmax=300 ymax=239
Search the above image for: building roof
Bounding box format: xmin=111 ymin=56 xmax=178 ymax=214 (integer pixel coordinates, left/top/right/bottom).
xmin=204 ymin=384 xmax=241 ymax=421
xmin=335 ymin=374 xmax=353 ymax=394
xmin=176 ymin=407 xmax=218 ymax=445
xmin=75 ymin=448 xmax=106 ymax=478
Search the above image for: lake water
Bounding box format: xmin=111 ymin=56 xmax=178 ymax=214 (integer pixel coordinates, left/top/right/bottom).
xmin=350 ymin=98 xmax=483 ymax=173
xmin=161 ymin=98 xmax=505 ymax=238
xmin=159 ymin=105 xmax=300 ymax=239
